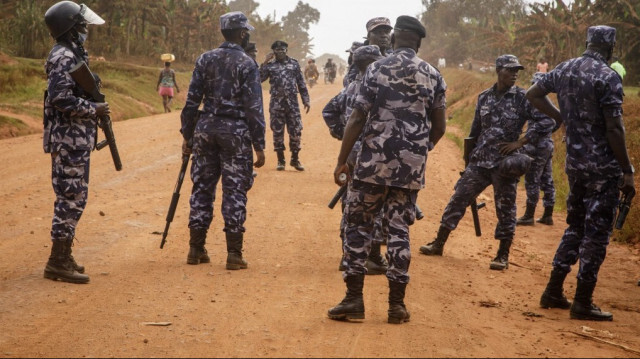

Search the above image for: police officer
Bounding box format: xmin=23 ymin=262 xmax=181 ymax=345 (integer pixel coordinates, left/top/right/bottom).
xmin=260 ymin=40 xmax=310 ymax=171
xmin=328 ymin=16 xmax=447 ymax=324
xmin=321 ymin=45 xmax=389 ymax=275
xmin=419 ymin=54 xmax=555 ymax=271
xmin=516 ymin=72 xmax=558 ymax=226
xmin=42 ymin=1 xmax=109 ymax=284
xmin=344 ymin=17 xmax=393 ymax=87
xmin=181 ymin=11 xmax=266 ymax=270
xmin=527 ymin=25 xmax=636 ymax=321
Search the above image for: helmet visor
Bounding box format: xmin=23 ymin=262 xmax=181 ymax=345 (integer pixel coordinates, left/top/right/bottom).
xmin=79 ymin=4 xmax=105 ymax=25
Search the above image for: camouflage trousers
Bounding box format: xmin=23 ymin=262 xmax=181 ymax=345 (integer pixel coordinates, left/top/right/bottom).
xmin=441 ymin=165 xmax=518 ymax=240
xmin=188 ymin=129 xmax=254 ymax=234
xmin=50 ymin=148 xmax=91 ymax=241
xmin=552 ymin=175 xmax=620 ymax=283
xmin=523 ymin=141 xmax=555 ymax=208
xmin=342 ymin=180 xmax=417 ymax=283
xmin=269 ymin=96 xmax=302 ymax=152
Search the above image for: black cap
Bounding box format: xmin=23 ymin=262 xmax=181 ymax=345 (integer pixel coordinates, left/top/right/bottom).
xmin=394 ymin=15 xmax=426 ymax=38
xmin=271 ymin=40 xmax=288 ymax=50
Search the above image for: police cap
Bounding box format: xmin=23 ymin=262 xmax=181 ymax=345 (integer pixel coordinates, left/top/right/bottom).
xmin=346 ymin=41 xmax=364 ymax=53
xmin=393 ymin=15 xmax=426 ymax=38
xmin=353 ymin=45 xmax=383 ymax=63
xmin=586 ymin=25 xmax=616 ymax=46
xmin=495 ymin=54 xmax=524 ymax=70
xmin=219 ymin=11 xmax=254 ymax=31
xmin=366 ymin=17 xmax=392 ymax=33
xmin=271 ymin=40 xmax=288 ymax=50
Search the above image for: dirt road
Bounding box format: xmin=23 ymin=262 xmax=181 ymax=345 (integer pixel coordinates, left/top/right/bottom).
xmin=1 ymin=81 xmax=640 ymax=358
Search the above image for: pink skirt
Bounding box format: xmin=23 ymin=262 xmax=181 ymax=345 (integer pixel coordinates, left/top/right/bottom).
xmin=158 ymin=86 xmax=174 ymax=97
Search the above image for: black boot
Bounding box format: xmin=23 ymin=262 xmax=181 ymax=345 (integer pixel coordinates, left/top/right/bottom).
xmin=290 ymin=151 xmax=305 ymax=171
xmin=570 ymin=280 xmax=613 ymax=321
xmin=43 ymin=240 xmax=90 ymax=284
xmin=276 ymin=150 xmax=285 ymax=171
xmin=419 ymin=225 xmax=450 ymax=256
xmin=187 ymin=228 xmax=210 ymax=265
xmin=226 ymin=232 xmax=248 ymax=270
xmin=328 ymin=275 xmax=365 ymax=321
xmin=537 ymin=206 xmax=554 ymax=225
xmin=516 ymin=203 xmax=536 ymax=226
xmin=388 ymin=280 xmax=410 ymax=324
xmin=540 ymin=268 xmax=571 ymax=309
xmin=489 ymin=239 xmax=512 ymax=270
xmin=365 ymin=242 xmax=388 ymax=275
xmin=65 ymin=238 xmax=85 ymax=274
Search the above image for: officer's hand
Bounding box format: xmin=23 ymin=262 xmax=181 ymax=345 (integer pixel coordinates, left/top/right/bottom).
xmin=95 ymin=103 xmax=110 ymax=117
xmin=182 ymin=139 xmax=192 ymax=156
xmin=304 ymin=103 xmax=310 ymax=114
xmin=334 ymin=163 xmax=350 ymax=186
xmin=254 ymin=150 xmax=265 ymax=168
xmin=619 ymin=174 xmax=636 ymax=199
xmin=263 ymin=52 xmax=275 ymax=64
xmin=499 ymin=139 xmax=524 ymax=155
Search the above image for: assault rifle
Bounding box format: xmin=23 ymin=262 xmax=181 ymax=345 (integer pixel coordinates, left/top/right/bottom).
xmin=160 ymin=153 xmax=191 ymax=249
xmin=463 ymin=137 xmax=486 ymax=236
xmin=615 ymin=192 xmax=633 ymax=230
xmin=69 ymin=61 xmax=122 ymax=171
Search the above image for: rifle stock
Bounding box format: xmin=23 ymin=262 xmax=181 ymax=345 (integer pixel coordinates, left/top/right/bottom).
xmin=161 ymin=154 xmax=191 ymax=249
xmin=69 ymin=61 xmax=122 ymax=171
xmin=463 ymin=137 xmax=485 ymax=237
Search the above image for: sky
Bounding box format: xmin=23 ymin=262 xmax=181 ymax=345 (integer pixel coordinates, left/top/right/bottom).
xmin=254 ymin=0 xmax=550 ymax=62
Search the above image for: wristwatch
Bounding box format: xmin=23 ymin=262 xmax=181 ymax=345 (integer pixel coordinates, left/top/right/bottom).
xmin=622 ymin=165 xmax=635 ymax=174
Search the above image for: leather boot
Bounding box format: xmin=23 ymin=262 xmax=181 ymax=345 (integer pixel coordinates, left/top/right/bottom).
xmin=187 ymin=228 xmax=210 ymax=265
xmin=328 ymin=275 xmax=365 ymax=320
xmin=276 ymin=150 xmax=285 ymax=171
xmin=365 ymin=242 xmax=387 ymax=275
xmin=290 ymin=151 xmax=305 ymax=171
xmin=226 ymin=232 xmax=248 ymax=270
xmin=570 ymin=280 xmax=613 ymax=321
xmin=489 ymin=239 xmax=511 ymax=270
xmin=516 ymin=203 xmax=536 ymax=226
xmin=65 ymin=238 xmax=85 ymax=274
xmin=388 ymin=280 xmax=410 ymax=324
xmin=537 ymin=206 xmax=554 ymax=225
xmin=419 ymin=225 xmax=450 ymax=256
xmin=43 ymin=240 xmax=90 ymax=284
xmin=540 ymin=268 xmax=571 ymax=309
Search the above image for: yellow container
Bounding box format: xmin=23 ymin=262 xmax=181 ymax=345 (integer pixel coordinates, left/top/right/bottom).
xmin=161 ymin=53 xmax=175 ymax=62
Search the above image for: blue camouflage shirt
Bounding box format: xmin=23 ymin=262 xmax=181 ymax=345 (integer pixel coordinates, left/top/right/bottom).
xmin=352 ymin=47 xmax=447 ymax=190
xmin=43 ymin=41 xmax=98 ymax=153
xmin=536 ymin=49 xmax=624 ymax=178
xmin=469 ymin=84 xmax=554 ymax=168
xmin=259 ymin=56 xmax=310 ymax=106
xmin=181 ymin=42 xmax=265 ymax=151
xmin=322 ymin=72 xmax=364 ymax=139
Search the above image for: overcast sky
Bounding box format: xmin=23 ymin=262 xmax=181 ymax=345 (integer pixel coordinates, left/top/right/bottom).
xmin=254 ymin=0 xmax=554 ymax=61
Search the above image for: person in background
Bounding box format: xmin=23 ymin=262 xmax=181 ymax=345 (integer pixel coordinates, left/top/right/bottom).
xmin=536 ymin=58 xmax=549 ymax=73
xmin=244 ymin=41 xmax=259 ymax=178
xmin=610 ymin=56 xmax=626 ymax=80
xmin=157 ymin=61 xmax=180 ymax=113
xmin=344 ymin=17 xmax=392 ymax=87
xmin=527 ymin=25 xmax=635 ymax=321
xmin=42 ymin=0 xmax=109 ymax=284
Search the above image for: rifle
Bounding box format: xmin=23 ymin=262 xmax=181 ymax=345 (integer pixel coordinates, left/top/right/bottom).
xmin=463 ymin=137 xmax=486 ymax=236
xmin=160 ymin=153 xmax=191 ymax=249
xmin=615 ymin=192 xmax=633 ymax=230
xmin=69 ymin=61 xmax=122 ymax=171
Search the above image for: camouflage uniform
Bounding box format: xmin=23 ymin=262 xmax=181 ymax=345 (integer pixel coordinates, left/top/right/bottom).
xmin=343 ymin=47 xmax=446 ymax=283
xmin=44 ymin=41 xmax=98 ymax=244
xmin=522 ymin=127 xmax=555 ymax=209
xmin=440 ymin=83 xmax=554 ymax=240
xmin=536 ymin=40 xmax=624 ymax=283
xmin=181 ymin=41 xmax=265 ymax=234
xmin=259 ymin=56 xmax=310 ymax=153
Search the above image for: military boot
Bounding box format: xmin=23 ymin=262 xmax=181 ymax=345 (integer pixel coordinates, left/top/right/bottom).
xmin=290 ymin=150 xmax=305 ymax=171
xmin=388 ymin=280 xmax=411 ymax=324
xmin=570 ymin=280 xmax=613 ymax=321
xmin=365 ymin=241 xmax=388 ymax=275
xmin=187 ymin=228 xmax=210 ymax=265
xmin=226 ymin=232 xmax=248 ymax=270
xmin=328 ymin=275 xmax=365 ymax=321
xmin=489 ymin=239 xmax=512 ymax=270
xmin=276 ymin=150 xmax=285 ymax=171
xmin=516 ymin=203 xmax=536 ymax=226
xmin=537 ymin=206 xmax=554 ymax=225
xmin=419 ymin=225 xmax=451 ymax=256
xmin=43 ymin=240 xmax=90 ymax=284
xmin=540 ymin=267 xmax=571 ymax=309
xmin=65 ymin=238 xmax=85 ymax=274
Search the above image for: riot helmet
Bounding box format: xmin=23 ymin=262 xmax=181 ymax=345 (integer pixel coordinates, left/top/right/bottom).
xmin=45 ymin=1 xmax=104 ymax=40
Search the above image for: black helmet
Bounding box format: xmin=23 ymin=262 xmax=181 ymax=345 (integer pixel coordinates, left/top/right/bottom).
xmin=45 ymin=1 xmax=105 ymax=40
